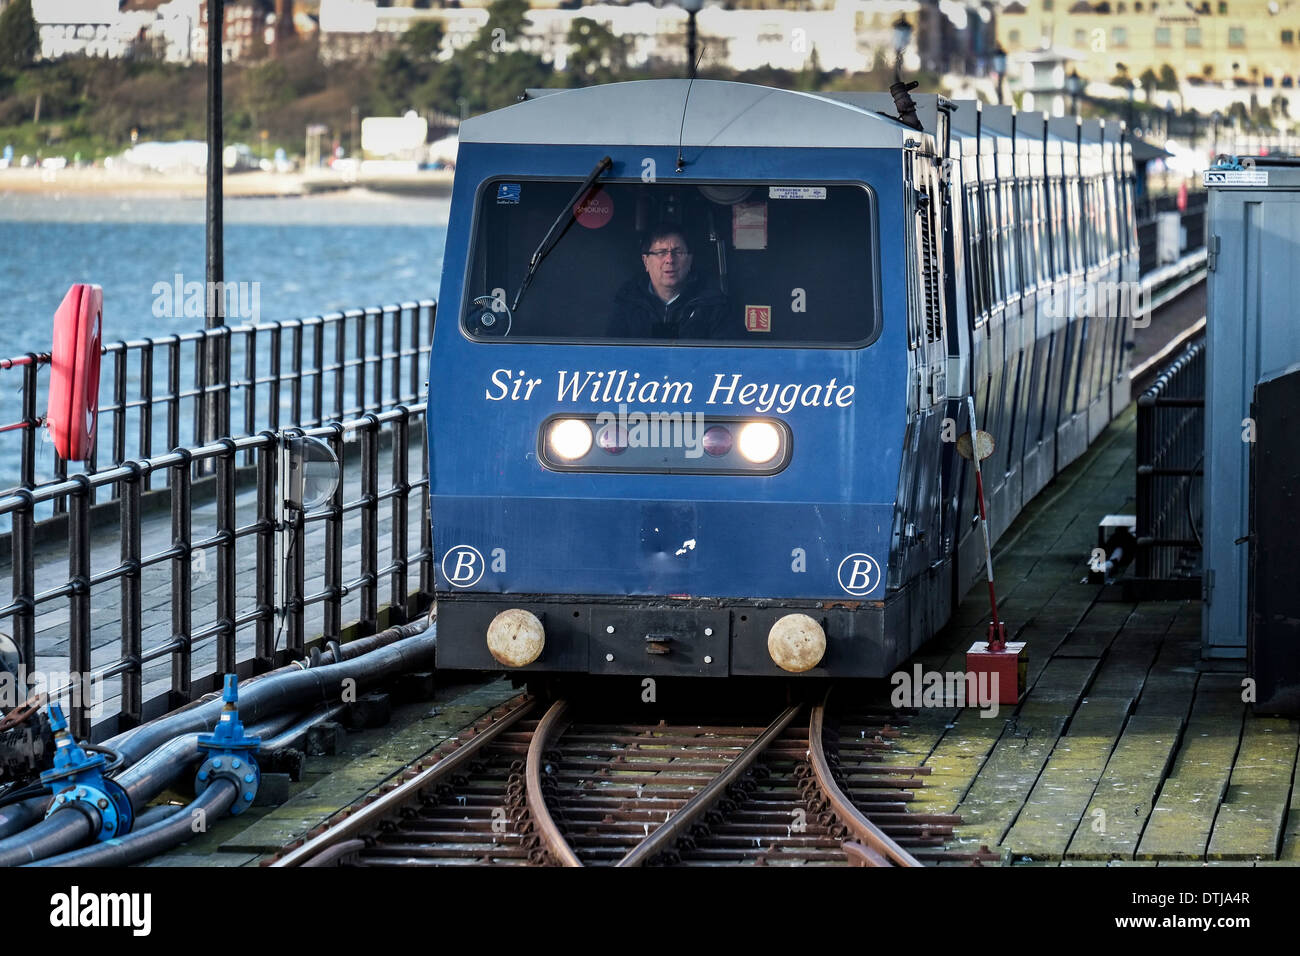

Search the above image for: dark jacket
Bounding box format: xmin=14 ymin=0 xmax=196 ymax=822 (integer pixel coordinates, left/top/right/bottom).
xmin=607 ymin=274 xmax=730 ymax=340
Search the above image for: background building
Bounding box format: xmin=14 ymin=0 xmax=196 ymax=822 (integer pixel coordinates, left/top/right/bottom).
xmin=998 ymin=0 xmax=1300 ymax=98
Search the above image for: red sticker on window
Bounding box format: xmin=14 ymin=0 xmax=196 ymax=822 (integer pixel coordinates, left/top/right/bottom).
xmin=574 ymin=188 xmax=614 ymax=228
xmin=745 ymin=305 xmax=771 ymax=332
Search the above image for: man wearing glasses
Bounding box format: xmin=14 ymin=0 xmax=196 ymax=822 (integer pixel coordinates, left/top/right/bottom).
xmin=608 ymin=224 xmax=729 ymax=340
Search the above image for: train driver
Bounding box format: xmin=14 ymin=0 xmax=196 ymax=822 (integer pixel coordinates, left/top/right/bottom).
xmin=607 ymin=224 xmax=730 ymax=339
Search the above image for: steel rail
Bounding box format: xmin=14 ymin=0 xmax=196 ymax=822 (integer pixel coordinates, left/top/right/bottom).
xmin=525 ymin=699 xmax=582 ymax=867
xmin=615 ymin=703 xmax=803 ymax=868
xmin=807 ymin=701 xmax=922 ymax=868
xmin=271 ymin=694 xmax=535 ymax=867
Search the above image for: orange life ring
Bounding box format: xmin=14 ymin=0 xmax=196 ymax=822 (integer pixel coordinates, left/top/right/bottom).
xmin=47 ymin=283 xmax=103 ymax=462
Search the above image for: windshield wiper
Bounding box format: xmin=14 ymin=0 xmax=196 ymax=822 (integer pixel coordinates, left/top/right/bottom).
xmin=510 ymin=155 xmax=612 ymax=312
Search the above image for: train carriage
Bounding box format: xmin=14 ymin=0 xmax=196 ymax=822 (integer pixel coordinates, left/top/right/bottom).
xmin=428 ymin=80 xmax=1137 ymax=682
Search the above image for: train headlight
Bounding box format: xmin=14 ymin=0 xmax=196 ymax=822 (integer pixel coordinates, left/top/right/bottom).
xmin=487 ymin=609 xmax=545 ymax=667
xmin=548 ymin=419 xmax=593 ymax=460
xmin=737 ymin=422 xmax=781 ymax=464
xmin=768 ymin=613 xmax=826 ymax=673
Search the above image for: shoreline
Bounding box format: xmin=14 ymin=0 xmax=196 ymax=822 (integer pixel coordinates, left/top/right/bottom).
xmin=0 ymin=167 xmax=455 ymax=200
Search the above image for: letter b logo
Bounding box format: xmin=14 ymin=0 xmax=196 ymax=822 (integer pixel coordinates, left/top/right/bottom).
xmin=441 ymin=545 xmax=485 ymax=588
xmin=837 ymin=553 xmax=881 ymax=596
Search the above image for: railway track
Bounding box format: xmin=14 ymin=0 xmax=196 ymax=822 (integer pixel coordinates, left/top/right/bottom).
xmin=270 ymin=693 xmax=998 ymax=868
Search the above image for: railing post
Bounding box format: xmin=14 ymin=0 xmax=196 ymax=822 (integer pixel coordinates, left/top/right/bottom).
xmin=120 ymin=461 xmax=143 ymax=728
xmin=372 ymin=307 xmax=385 ymax=413
xmin=361 ymin=414 xmax=379 ymax=632
xmin=20 ymin=356 xmax=38 ymax=489
xmin=141 ymin=343 xmax=154 ymax=492
xmin=324 ymin=425 xmax=344 ymax=640
xmin=216 ymin=439 xmax=237 ymax=674
xmin=244 ymin=326 xmax=258 ymax=458
xmin=68 ymin=474 xmax=92 ymax=741
xmin=287 ymin=466 xmax=305 ymax=657
xmin=312 ymin=320 xmax=325 ymax=427
xmin=256 ymin=432 xmax=277 ymax=669
xmin=391 ymin=407 xmax=409 ymax=621
xmin=171 ymin=449 xmax=193 ymax=705
xmin=270 ymin=325 xmax=282 ymax=435
xmin=113 ymin=347 xmax=127 ymax=475
xmin=419 ymin=418 xmax=433 ymax=601
xmin=167 ymin=335 xmax=181 ymax=459
xmin=12 ymin=488 xmax=36 ymax=682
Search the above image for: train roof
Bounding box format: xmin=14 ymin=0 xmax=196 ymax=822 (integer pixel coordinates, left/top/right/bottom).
xmin=460 ymin=80 xmax=916 ymax=150
xmin=818 ymin=91 xmax=955 ymax=139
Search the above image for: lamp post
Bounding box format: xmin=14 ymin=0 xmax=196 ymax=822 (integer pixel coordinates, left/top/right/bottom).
xmin=1067 ymin=68 xmax=1082 ymax=116
xmin=679 ymin=0 xmax=703 ymax=78
xmin=993 ymin=45 xmax=1007 ymax=105
xmin=892 ymin=14 xmax=912 ymax=78
xmin=1126 ymin=80 xmax=1135 ymax=134
xmin=1211 ymin=109 xmax=1222 ymax=160
xmin=203 ymin=0 xmax=227 ymax=451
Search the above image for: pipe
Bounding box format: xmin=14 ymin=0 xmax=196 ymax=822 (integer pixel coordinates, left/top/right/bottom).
xmin=257 ymin=703 xmax=348 ymax=754
xmin=26 ymin=780 xmax=237 ymax=867
xmin=132 ymin=803 xmax=186 ymax=829
xmin=0 ymin=806 xmax=96 ymax=867
xmin=108 ymin=629 xmax=436 ymax=765
xmin=114 ymin=707 xmax=303 ymax=813
xmin=0 ymin=797 xmax=49 ymax=840
xmin=0 ymin=629 xmax=435 ymax=865
xmin=107 ymin=617 xmax=432 ymax=755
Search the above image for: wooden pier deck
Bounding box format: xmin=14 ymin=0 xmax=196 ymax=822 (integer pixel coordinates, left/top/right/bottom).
xmin=874 ymin=402 xmax=1299 ymax=866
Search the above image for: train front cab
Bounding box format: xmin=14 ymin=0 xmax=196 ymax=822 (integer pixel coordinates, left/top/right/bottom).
xmin=428 ymin=81 xmax=956 ymax=682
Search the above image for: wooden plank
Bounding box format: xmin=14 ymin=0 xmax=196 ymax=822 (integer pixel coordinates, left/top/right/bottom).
xmin=1207 ymin=717 xmax=1300 ymax=861
xmin=1280 ymin=743 xmax=1300 ymax=862
xmin=1136 ymin=677 xmax=1246 ymax=861
xmin=914 ymin=708 xmax=1008 ymax=815
xmin=1054 ymin=625 xmax=1125 ymax=659
xmin=949 ymin=657 xmax=1101 ymax=847
xmin=1002 ymin=696 xmax=1132 ymax=860
xmin=1134 ymin=636 xmax=1202 ymax=718
xmin=1086 ymin=628 xmax=1168 ymax=700
xmin=1064 ymin=714 xmax=1184 ymax=860
xmin=952 ymin=713 xmax=1067 ymax=846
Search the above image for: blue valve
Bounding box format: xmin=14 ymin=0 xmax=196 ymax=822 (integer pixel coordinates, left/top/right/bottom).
xmin=40 ymin=704 xmax=134 ymax=841
xmin=195 ymin=675 xmax=261 ymax=815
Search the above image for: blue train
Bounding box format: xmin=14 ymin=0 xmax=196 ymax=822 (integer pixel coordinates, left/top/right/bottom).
xmin=428 ymin=80 xmax=1137 ymax=680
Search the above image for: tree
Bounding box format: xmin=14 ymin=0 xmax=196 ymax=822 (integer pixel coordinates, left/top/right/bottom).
xmin=450 ymin=0 xmax=550 ymax=114
xmin=564 ymin=17 xmax=628 ymax=85
xmin=1138 ymin=67 xmax=1158 ymax=99
xmin=1157 ymin=63 xmax=1178 ymax=91
xmin=0 ymin=0 xmax=39 ymax=70
xmin=794 ymin=47 xmax=823 ymax=92
xmin=402 ymin=20 xmax=444 ymax=61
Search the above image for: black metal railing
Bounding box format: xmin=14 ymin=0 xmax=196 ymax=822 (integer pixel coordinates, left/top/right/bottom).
xmin=0 ymin=403 xmax=432 ymax=741
xmin=0 ymin=300 xmax=436 ymax=516
xmin=1136 ymin=337 xmax=1205 ymax=582
xmin=1136 ymin=192 xmax=1208 ymax=276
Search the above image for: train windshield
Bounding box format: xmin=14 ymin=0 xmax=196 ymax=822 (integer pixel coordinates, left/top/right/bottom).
xmin=462 ymin=180 xmax=878 ymax=347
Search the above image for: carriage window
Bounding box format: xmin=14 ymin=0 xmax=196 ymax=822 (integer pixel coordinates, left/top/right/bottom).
xmin=462 ymin=180 xmax=878 ymax=347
